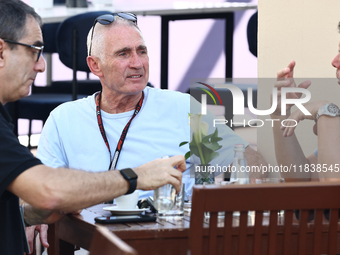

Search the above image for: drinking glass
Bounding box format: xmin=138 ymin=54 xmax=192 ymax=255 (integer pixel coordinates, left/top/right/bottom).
xmin=153 ymin=183 xmax=176 ymax=213
xmin=158 ymin=183 xmax=185 ymax=219
xmin=153 ymin=155 xmax=176 ymax=213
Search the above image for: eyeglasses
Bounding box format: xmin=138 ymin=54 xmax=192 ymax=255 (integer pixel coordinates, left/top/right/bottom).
xmin=89 ymin=12 xmax=137 ymax=56
xmin=3 ymin=39 xmax=44 ymax=62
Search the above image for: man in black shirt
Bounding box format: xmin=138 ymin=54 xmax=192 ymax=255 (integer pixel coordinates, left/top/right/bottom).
xmin=0 ymin=1 xmax=185 ymax=253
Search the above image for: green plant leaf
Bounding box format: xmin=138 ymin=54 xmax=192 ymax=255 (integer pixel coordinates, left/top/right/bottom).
xmin=179 ymin=141 xmax=189 ymax=147
xmin=202 ymin=140 xmax=221 ymax=152
xmin=189 ymin=143 xmax=200 ymax=158
xmin=211 ymin=128 xmax=223 ymax=143
xmin=184 ymin=151 xmax=191 ymax=160
xmin=181 ymin=114 xmax=224 ymax=165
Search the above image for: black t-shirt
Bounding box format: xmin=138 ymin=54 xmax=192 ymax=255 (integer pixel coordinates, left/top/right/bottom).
xmin=0 ymin=103 xmax=42 ymax=254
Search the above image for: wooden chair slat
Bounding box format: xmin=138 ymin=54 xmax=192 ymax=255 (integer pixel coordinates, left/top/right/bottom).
xmin=223 ymin=211 xmax=233 ymax=255
xmin=328 ymin=209 xmax=339 ymax=255
xmin=209 ymin=212 xmax=218 ymax=255
xmin=298 ymin=209 xmax=309 ymax=254
xmin=313 ymin=209 xmax=323 ymax=255
xmin=252 ymin=210 xmax=264 ymax=255
xmin=238 ymin=211 xmax=248 ymax=255
xmin=268 ymin=210 xmax=278 ymax=255
xmin=283 ymin=210 xmax=293 ymax=255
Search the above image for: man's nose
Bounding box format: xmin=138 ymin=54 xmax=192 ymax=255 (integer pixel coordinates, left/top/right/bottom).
xmin=35 ymin=55 xmax=46 ymax=73
xmin=130 ymin=52 xmax=142 ymax=68
xmin=332 ymin=53 xmax=340 ymax=69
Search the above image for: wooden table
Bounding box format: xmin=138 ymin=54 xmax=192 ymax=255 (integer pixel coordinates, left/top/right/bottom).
xmin=47 ymin=204 xmax=340 ymax=255
xmin=48 ymin=204 xmax=191 ymax=255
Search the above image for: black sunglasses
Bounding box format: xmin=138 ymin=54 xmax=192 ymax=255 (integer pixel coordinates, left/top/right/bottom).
xmin=3 ymin=39 xmax=44 ymax=62
xmin=89 ymin=12 xmax=137 ymax=56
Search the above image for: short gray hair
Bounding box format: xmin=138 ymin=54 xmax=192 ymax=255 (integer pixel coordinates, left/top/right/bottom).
xmin=87 ymin=16 xmax=142 ymax=58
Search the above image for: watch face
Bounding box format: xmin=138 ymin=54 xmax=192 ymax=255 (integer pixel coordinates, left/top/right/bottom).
xmin=122 ymin=168 xmax=138 ymax=179
xmin=328 ymin=103 xmax=340 ymax=114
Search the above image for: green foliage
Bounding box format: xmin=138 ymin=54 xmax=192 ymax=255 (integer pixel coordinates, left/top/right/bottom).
xmin=189 ymin=128 xmax=222 ymax=164
xmin=180 ymin=114 xmax=223 ymax=164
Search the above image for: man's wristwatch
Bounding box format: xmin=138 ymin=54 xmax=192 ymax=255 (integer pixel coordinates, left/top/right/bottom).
xmin=316 ymin=103 xmax=340 ymax=121
xmin=120 ymin=168 xmax=138 ymax=195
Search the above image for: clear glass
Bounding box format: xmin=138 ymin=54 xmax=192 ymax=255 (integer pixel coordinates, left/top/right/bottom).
xmin=153 ymin=184 xmax=176 ymax=213
xmin=153 ymin=155 xmax=176 ymax=213
xmin=158 ymin=183 xmax=185 ymax=219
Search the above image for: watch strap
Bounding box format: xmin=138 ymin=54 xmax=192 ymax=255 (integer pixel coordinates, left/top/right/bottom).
xmin=125 ymin=178 xmax=137 ymax=195
xmin=120 ymin=168 xmax=138 ymax=195
xmin=316 ymin=103 xmax=340 ymax=121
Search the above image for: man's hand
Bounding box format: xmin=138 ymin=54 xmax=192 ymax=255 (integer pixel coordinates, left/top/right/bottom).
xmin=134 ymin=155 xmax=186 ymax=193
xmin=272 ymin=61 xmax=311 ymax=116
xmin=280 ymin=101 xmax=330 ymax=137
xmin=25 ymin=224 xmax=49 ymax=255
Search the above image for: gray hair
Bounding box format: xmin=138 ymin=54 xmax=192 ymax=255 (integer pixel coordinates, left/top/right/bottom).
xmin=87 ymin=16 xmax=142 ymax=59
xmin=0 ymin=0 xmax=42 ymax=49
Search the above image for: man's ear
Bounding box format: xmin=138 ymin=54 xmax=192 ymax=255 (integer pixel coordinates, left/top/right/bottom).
xmin=0 ymin=39 xmax=6 ymax=67
xmin=87 ymin=56 xmax=103 ymax=78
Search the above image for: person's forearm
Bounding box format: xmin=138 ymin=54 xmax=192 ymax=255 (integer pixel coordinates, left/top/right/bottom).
xmin=9 ymin=165 xmax=129 ymax=212
xmin=317 ymin=116 xmax=340 ymax=181
xmin=271 ymin=113 xmax=310 ymax=181
xmin=9 ymin=156 xmax=185 ymax=214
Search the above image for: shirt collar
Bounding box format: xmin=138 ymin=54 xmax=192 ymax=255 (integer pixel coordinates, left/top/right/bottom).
xmin=0 ymin=103 xmax=12 ymax=123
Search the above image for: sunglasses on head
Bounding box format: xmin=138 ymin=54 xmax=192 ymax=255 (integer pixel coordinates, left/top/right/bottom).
xmin=89 ymin=12 xmax=137 ymax=56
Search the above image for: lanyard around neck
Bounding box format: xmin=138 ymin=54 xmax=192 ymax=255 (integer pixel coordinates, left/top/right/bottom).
xmin=96 ymin=91 xmax=144 ymax=170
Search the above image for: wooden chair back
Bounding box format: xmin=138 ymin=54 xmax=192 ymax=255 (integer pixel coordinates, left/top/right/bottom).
xmin=89 ymin=226 xmax=138 ymax=255
xmin=190 ymin=181 xmax=340 ymax=255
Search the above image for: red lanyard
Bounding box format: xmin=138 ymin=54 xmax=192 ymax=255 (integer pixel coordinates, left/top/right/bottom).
xmin=96 ymin=91 xmax=144 ymax=170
